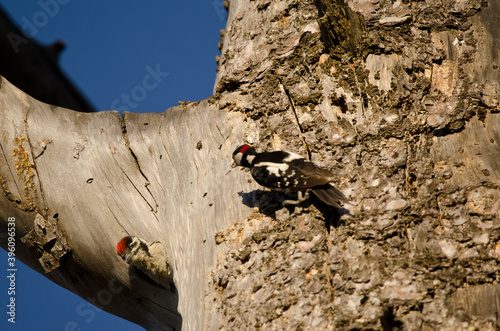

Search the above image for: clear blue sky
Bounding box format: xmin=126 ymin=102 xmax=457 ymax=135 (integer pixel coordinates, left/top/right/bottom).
xmin=0 ymin=1 xmax=226 ymax=330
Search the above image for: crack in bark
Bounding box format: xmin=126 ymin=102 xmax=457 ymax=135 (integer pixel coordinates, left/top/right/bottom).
xmin=105 ymin=202 xmax=128 ymax=233
xmin=158 ymin=114 xmax=177 ymax=181
xmin=0 ymin=142 xmax=22 ymax=205
xmin=184 ymin=115 xmax=200 ymax=173
xmin=278 ymin=79 xmax=336 ymax=320
xmin=278 ymin=81 xmax=312 ymax=160
xmin=213 ymin=108 xmax=226 ymax=141
xmin=120 ymin=113 xmax=159 ymax=214
xmin=24 ymin=105 xmax=48 ymax=212
xmin=403 ymin=132 xmax=413 ymax=198
xmin=119 ymin=166 xmax=155 ymax=210
xmin=214 ymin=120 xmax=225 ymax=141
xmin=0 ymin=104 xmax=47 ymax=212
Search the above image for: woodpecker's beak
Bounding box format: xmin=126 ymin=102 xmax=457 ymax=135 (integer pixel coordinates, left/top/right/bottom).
xmin=121 ymin=252 xmax=132 ymax=263
xmin=231 ymin=160 xmax=237 ymax=168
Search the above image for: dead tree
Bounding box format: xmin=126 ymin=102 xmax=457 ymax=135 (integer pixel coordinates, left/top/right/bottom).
xmin=1 ymin=0 xmax=500 ymax=329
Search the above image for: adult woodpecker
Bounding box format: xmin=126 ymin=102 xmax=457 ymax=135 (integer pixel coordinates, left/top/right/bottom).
xmin=232 ymin=144 xmax=348 ymax=208
xmin=116 ymin=236 xmax=174 ymax=290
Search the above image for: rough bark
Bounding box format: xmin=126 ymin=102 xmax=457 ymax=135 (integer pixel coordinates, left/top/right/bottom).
xmin=1 ymin=0 xmax=500 ymax=330
xmin=209 ymin=0 xmax=500 ymax=329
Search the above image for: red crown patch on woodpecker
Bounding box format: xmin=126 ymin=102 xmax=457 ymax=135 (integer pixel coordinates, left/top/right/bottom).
xmin=239 ymin=144 xmax=252 ymax=154
xmin=116 ymin=237 xmax=129 ymax=255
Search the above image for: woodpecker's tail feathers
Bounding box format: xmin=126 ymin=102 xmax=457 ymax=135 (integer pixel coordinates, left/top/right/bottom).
xmin=311 ymin=184 xmax=348 ymax=208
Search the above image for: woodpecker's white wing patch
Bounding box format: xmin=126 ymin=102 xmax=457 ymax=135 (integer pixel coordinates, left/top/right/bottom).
xmin=282 ymin=152 xmax=304 ymax=162
xmin=254 ymin=162 xmax=289 ymax=176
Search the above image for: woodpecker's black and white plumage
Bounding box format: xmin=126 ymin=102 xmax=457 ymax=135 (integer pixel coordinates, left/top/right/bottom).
xmin=116 ymin=236 xmax=174 ymax=290
xmin=232 ymin=144 xmax=348 ymax=208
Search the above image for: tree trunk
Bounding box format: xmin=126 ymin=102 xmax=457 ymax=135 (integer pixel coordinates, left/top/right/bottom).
xmin=2 ymin=0 xmax=500 ymax=330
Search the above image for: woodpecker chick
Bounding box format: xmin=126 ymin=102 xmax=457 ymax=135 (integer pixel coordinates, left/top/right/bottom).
xmin=232 ymin=144 xmax=348 ymax=208
xmin=116 ymin=236 xmax=174 ymax=290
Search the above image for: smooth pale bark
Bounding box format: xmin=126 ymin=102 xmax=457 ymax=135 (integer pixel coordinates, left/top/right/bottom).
xmin=0 ymin=76 xmax=256 ymax=330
